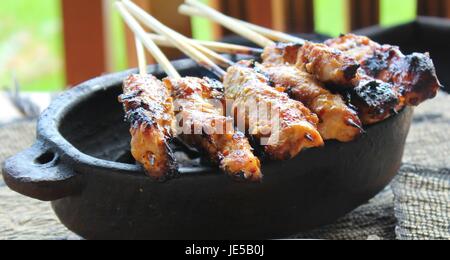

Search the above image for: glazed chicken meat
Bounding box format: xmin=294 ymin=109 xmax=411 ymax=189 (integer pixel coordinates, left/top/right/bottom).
xmin=224 ymin=60 xmax=324 ymax=160
xmin=120 ymin=73 xmax=262 ymax=182
xmin=119 ymin=74 xmax=177 ymax=180
xmin=262 ymin=41 xmax=360 ymax=86
xmin=164 ymin=77 xmax=262 ymax=182
xmin=254 ymin=63 xmax=363 ymax=142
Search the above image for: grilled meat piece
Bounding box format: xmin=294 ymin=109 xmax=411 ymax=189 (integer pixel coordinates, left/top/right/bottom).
xmin=119 ymin=74 xmax=177 ymax=180
xmin=362 ymin=46 xmax=441 ymax=106
xmin=262 ymin=42 xmax=360 ymax=86
xmin=164 ymin=77 xmax=262 ymax=182
xmin=350 ymin=75 xmax=400 ymax=125
xmin=224 ymin=61 xmax=324 ymax=160
xmin=325 ymin=34 xmax=379 ymax=62
xmin=326 ymin=34 xmax=442 ymax=106
xmin=255 ymin=63 xmax=363 ymax=142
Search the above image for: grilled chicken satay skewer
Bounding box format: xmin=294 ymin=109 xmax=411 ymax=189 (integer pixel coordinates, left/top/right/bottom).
xmin=117 ymin=2 xmax=262 ymax=181
xmin=181 ymin=0 xmax=360 ymax=86
xmin=154 ymin=35 xmax=363 ymax=142
xmin=122 ymin=0 xmax=324 ymax=160
xmin=117 ymin=2 xmax=179 ymax=179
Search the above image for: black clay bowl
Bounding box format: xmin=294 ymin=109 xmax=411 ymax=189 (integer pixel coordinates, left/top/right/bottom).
xmin=2 ymin=59 xmax=414 ymax=240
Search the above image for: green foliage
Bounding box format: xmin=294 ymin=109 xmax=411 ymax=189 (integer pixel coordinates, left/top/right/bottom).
xmin=380 ymin=0 xmax=417 ymax=26
xmin=0 ymin=0 xmax=64 ymax=91
xmin=314 ymin=0 xmax=347 ymax=37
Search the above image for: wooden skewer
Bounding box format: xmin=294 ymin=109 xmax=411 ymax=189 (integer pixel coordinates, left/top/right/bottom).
xmin=115 ymin=2 xmax=180 ymax=78
xmin=122 ymin=0 xmax=230 ymax=67
xmin=179 ymin=4 xmax=305 ymax=44
xmin=183 ymin=0 xmax=275 ymax=48
xmin=121 ymin=0 xmax=227 ymax=78
xmin=147 ymin=33 xmax=263 ymax=56
xmin=134 ymin=36 xmax=147 ymax=76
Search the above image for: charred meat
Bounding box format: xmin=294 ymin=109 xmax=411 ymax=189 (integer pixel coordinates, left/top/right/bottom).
xmin=255 ymin=63 xmax=363 ymax=142
xmin=224 ymin=61 xmax=324 ymax=160
xmin=119 ymin=74 xmax=177 ymax=180
xmin=164 ymin=77 xmax=262 ymax=182
xmin=262 ymin=42 xmax=360 ymax=86
xmin=326 ymin=34 xmax=442 ymax=106
xmin=349 ymin=75 xmax=400 ymax=125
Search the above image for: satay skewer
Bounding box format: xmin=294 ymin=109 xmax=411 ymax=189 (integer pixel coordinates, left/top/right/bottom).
xmin=134 ymin=36 xmax=147 ymax=76
xmin=116 ymin=2 xmax=179 ymax=179
xmin=178 ymin=4 xmax=304 ymax=44
xmin=146 ymin=33 xmax=262 ymax=56
xmin=183 ymin=0 xmax=275 ymax=48
xmin=117 ymin=2 xmax=180 ymax=78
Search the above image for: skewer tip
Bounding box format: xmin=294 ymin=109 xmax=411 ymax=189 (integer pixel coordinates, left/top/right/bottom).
xmin=346 ymin=119 xmax=366 ymax=134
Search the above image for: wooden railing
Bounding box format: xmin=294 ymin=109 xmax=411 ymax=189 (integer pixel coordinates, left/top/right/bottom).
xmin=418 ymin=0 xmax=450 ymax=17
xmin=61 ymin=0 xmax=450 ymax=87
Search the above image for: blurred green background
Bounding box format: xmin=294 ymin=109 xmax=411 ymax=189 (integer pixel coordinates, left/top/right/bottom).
xmin=0 ymin=0 xmax=418 ymax=92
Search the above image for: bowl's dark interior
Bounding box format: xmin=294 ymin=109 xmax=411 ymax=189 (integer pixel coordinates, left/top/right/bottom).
xmin=59 ymin=85 xmax=132 ymax=164
xmin=58 ymin=65 xmax=221 ymax=167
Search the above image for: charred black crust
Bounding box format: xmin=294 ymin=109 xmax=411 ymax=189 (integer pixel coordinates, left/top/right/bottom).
xmin=247 ymin=134 xmax=267 ymax=160
xmin=163 ymin=138 xmax=180 ymax=180
xmin=126 ymin=107 xmax=155 ymax=127
xmin=353 ymin=80 xmax=399 ymax=115
xmin=405 ymin=53 xmax=441 ymax=100
xmin=118 ymin=89 xmax=143 ymax=103
xmin=363 ymin=51 xmax=389 ymax=78
xmin=203 ymin=77 xmax=225 ymax=92
xmin=343 ymin=64 xmax=360 ymax=80
xmin=275 ymin=42 xmax=304 ymax=49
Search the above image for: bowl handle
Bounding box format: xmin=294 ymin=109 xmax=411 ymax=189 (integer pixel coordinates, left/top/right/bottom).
xmin=2 ymin=142 xmax=81 ymax=201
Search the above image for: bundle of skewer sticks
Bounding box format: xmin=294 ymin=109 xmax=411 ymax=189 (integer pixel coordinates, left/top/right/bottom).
xmin=115 ymin=0 xmax=441 ymax=182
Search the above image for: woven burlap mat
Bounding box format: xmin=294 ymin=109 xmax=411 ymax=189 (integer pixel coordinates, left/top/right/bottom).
xmin=1 ymin=93 xmax=449 ymax=240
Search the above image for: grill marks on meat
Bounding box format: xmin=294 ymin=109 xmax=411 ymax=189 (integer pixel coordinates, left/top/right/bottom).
xmin=261 ymin=42 xmax=360 ymax=86
xmin=164 ymin=77 xmax=262 ymax=182
xmin=326 ymin=34 xmax=379 ymax=62
xmin=298 ymin=42 xmax=360 ymax=86
xmin=362 ymin=47 xmax=441 ymax=106
xmin=255 ymin=63 xmax=363 ymax=142
xmin=326 ymin=34 xmax=441 ymax=107
xmin=119 ymin=74 xmax=177 ymax=180
xmin=224 ymin=61 xmax=324 ymax=160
